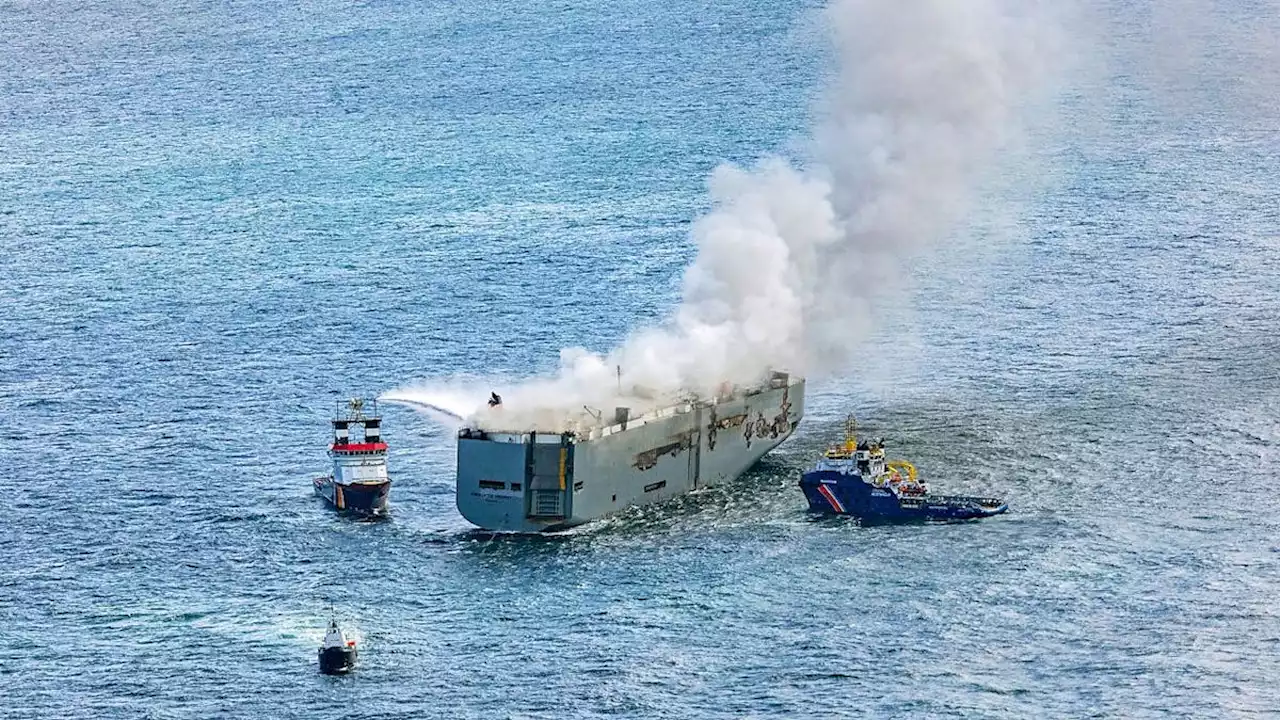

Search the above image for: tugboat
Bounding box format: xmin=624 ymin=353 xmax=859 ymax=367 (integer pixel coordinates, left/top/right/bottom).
xmin=799 ymin=416 xmax=1007 ymax=523
xmin=313 ymin=398 xmax=391 ymax=516
xmin=317 ymin=613 xmax=358 ymax=675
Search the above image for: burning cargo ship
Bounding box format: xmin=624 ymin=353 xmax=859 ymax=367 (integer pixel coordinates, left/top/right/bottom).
xmin=455 ymin=371 xmax=804 ymax=532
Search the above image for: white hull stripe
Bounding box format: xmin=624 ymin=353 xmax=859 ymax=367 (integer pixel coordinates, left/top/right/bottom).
xmin=817 ymin=484 xmax=845 ymax=513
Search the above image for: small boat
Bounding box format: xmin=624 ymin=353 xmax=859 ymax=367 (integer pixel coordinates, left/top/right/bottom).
xmin=799 ymin=416 xmax=1007 ymax=523
xmin=318 ymin=614 xmax=358 ymax=675
xmin=313 ymin=398 xmax=391 ymax=516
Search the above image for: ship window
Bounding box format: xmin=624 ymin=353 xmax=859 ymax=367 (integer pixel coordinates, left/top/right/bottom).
xmin=478 ymin=480 xmax=506 ymax=490
xmin=510 ymin=483 xmax=522 ymax=491
xmin=644 ymin=481 xmax=666 ymax=493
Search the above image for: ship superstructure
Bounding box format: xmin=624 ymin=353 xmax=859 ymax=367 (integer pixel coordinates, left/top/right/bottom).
xmin=455 ymin=371 xmax=805 ymax=532
xmin=313 ymin=398 xmax=391 ymax=516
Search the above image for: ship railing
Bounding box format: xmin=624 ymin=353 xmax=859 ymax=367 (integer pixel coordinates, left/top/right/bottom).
xmin=928 ymin=494 xmax=1004 ymax=508
xmin=461 ymin=376 xmax=801 ymax=442
xmin=813 ymin=458 xmax=853 ymax=472
xmin=588 ymin=401 xmax=695 ymax=440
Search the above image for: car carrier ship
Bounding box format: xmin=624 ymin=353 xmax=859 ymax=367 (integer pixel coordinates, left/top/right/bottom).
xmin=455 ymin=371 xmax=805 ymax=532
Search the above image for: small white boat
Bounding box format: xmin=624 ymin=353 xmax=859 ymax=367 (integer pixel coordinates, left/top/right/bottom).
xmin=317 ymin=615 xmax=358 ymax=675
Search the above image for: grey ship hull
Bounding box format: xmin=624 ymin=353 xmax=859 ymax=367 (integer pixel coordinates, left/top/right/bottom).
xmin=455 ymin=377 xmax=805 ymax=532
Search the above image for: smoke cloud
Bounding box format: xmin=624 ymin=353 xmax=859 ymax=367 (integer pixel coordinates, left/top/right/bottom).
xmin=388 ymin=0 xmax=1063 ymax=430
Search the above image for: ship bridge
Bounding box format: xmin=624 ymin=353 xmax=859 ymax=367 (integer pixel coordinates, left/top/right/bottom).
xmin=329 ymin=398 xmax=388 ymax=483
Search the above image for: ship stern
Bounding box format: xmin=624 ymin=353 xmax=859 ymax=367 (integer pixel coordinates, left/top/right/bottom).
xmin=456 ymin=429 xmax=575 ymax=532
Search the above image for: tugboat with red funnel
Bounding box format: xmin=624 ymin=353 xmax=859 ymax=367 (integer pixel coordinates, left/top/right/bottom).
xmin=313 ymin=398 xmax=391 ymax=517
xmin=799 ymin=416 xmax=1008 ymax=523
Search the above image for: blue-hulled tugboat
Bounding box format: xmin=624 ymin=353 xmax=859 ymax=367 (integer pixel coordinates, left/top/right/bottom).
xmin=317 ymin=613 xmax=358 ymax=675
xmin=313 ymin=398 xmax=391 ymax=516
xmin=799 ymin=416 xmax=1007 ymax=523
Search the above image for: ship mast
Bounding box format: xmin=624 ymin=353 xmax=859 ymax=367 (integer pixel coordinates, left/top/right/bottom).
xmin=824 ymin=414 xmax=858 ymax=459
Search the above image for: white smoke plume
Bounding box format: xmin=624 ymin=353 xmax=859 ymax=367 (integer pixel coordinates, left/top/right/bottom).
xmin=388 ymin=0 xmax=1062 ymax=430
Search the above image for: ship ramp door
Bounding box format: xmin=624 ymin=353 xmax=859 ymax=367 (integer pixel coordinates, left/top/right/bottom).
xmin=526 ymin=436 xmax=571 ymax=520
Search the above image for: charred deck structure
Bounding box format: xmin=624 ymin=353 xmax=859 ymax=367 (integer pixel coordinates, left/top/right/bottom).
xmin=456 ymin=372 xmax=805 ymax=532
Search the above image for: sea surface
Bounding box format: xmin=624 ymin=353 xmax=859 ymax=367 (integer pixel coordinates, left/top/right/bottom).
xmin=3 ymin=1 xmax=1279 ymax=718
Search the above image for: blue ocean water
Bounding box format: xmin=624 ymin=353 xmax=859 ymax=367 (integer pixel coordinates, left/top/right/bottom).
xmin=3 ymin=1 xmax=1279 ymax=717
